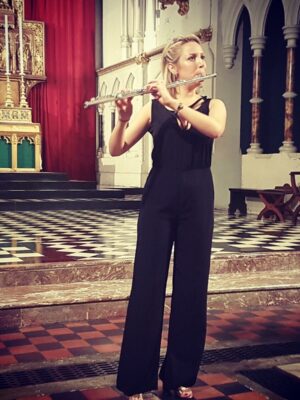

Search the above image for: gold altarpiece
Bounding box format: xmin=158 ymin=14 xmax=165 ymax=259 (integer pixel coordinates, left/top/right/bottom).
xmin=0 ymin=0 xmax=45 ymax=172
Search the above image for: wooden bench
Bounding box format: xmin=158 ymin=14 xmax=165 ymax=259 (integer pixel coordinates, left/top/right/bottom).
xmin=228 ymin=188 xmax=262 ymax=216
xmin=228 ymin=185 xmax=294 ymax=218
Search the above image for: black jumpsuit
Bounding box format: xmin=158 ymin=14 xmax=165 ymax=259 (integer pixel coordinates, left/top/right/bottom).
xmin=117 ymin=97 xmax=214 ymax=396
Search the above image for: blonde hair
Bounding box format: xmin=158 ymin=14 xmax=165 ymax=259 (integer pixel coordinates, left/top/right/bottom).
xmin=161 ymin=34 xmax=202 ymax=97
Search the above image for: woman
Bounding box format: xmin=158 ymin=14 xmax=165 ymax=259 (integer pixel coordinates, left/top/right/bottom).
xmin=109 ymin=34 xmax=226 ymax=400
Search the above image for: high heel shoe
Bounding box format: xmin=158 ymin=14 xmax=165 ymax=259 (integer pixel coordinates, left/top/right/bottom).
xmin=162 ymin=386 xmax=194 ymax=399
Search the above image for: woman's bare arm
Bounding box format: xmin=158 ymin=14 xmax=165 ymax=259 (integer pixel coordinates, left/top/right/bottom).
xmin=109 ymin=101 xmax=151 ymax=157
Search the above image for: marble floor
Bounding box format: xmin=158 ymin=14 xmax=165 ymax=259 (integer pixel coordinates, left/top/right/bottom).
xmin=0 ymin=209 xmax=300 ymax=265
xmin=0 ymin=209 xmax=300 ymax=399
xmin=0 ymin=304 xmax=300 ymax=399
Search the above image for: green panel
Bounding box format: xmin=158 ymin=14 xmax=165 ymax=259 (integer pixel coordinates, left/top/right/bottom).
xmin=0 ymin=138 xmax=12 ymax=168
xmin=17 ymin=138 xmax=35 ymax=168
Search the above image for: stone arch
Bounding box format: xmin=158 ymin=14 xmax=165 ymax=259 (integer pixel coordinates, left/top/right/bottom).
xmin=111 ymin=78 xmax=120 ymax=95
xmin=281 ymin=0 xmax=300 ymax=26
xmin=222 ymin=0 xmax=245 ymax=68
xmin=243 ymin=0 xmax=272 ymax=38
xmin=99 ymin=81 xmax=107 ymax=97
xmin=125 ymin=73 xmax=135 ymax=90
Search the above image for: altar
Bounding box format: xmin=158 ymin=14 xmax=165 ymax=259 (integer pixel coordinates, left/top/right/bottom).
xmin=0 ymin=0 xmax=45 ymax=172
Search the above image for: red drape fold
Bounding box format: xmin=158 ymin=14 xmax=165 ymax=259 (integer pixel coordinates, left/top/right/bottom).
xmin=25 ymin=0 xmax=96 ymax=180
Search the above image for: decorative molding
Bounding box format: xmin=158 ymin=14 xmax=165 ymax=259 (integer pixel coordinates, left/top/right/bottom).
xmin=281 ymin=0 xmax=300 ymax=27
xmin=282 ymin=25 xmax=300 ymax=48
xmin=158 ymin=0 xmax=190 ymax=16
xmin=0 ymin=106 xmax=31 ymax=121
xmin=135 ymin=52 xmax=150 ymax=65
xmin=223 ymin=44 xmax=238 ymax=69
xmin=249 ymin=36 xmax=267 ymax=56
xmin=98 ymin=27 xmax=213 ymax=76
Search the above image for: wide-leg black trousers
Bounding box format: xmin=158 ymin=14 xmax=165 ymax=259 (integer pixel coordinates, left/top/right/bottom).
xmin=117 ymin=168 xmax=214 ymax=396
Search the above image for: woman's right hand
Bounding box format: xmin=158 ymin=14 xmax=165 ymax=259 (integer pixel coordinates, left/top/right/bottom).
xmin=115 ymin=92 xmax=133 ymax=122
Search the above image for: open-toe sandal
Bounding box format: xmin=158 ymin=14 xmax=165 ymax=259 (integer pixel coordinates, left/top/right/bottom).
xmin=162 ymin=386 xmax=194 ymax=399
xmin=128 ymin=394 xmax=143 ymax=400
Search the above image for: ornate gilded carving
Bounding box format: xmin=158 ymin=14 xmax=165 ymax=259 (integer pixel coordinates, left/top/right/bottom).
xmin=158 ymin=0 xmax=189 ymax=16
xmin=197 ymin=27 xmax=213 ymax=43
xmin=0 ymin=134 xmax=11 ymax=143
xmin=18 ymin=135 xmax=34 ymax=144
xmin=0 ymin=124 xmax=41 ymax=171
xmin=135 ymin=52 xmax=150 ymax=65
xmin=0 ymin=106 xmax=31 ymax=121
xmin=0 ymin=0 xmax=46 ymax=108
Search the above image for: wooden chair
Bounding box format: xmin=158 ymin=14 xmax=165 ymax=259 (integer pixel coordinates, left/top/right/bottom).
xmin=290 ymin=171 xmax=300 ymax=225
xmin=257 ymin=184 xmax=294 ymax=222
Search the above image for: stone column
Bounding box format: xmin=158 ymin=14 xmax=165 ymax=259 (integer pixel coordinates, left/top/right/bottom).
xmin=144 ymin=0 xmax=156 ymax=51
xmin=279 ymin=25 xmax=299 ymax=153
xmin=97 ymin=104 xmax=104 ymax=154
xmin=121 ymin=0 xmax=131 ymax=59
xmin=132 ymin=0 xmax=144 ymax=55
xmin=247 ymin=36 xmax=266 ymax=154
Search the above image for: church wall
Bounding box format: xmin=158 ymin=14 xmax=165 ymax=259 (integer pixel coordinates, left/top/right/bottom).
xmin=212 ymin=0 xmax=243 ymax=210
xmin=99 ymin=0 xmax=300 ymax=212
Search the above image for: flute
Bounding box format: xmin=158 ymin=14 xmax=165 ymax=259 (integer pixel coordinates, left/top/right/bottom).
xmin=83 ymin=73 xmax=217 ymax=108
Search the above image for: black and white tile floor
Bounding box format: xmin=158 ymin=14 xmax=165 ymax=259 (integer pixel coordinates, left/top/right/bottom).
xmin=0 ymin=209 xmax=299 ymax=265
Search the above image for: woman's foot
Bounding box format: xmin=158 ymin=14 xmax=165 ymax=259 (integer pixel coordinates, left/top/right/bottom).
xmin=175 ymin=386 xmax=193 ymax=398
xmin=128 ymin=394 xmax=143 ymax=400
xmin=162 ymin=386 xmax=193 ymax=399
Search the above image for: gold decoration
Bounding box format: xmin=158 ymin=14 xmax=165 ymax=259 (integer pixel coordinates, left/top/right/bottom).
xmin=18 ymin=135 xmax=34 ymax=144
xmin=0 ymin=106 xmax=31 ymax=121
xmin=0 ymin=0 xmax=44 ymax=172
xmin=135 ymin=52 xmax=150 ymax=65
xmin=158 ymin=0 xmax=189 ymax=16
xmin=197 ymin=27 xmax=213 ymax=43
xmin=0 ymin=0 xmax=46 ymax=107
xmin=0 ymin=122 xmax=41 ymax=171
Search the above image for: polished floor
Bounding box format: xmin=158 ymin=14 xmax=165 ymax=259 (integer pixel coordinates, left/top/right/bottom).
xmin=1 ymin=304 xmax=300 ymax=399
xmin=0 ymin=209 xmax=300 ymax=265
xmin=0 ymin=209 xmax=300 ymax=399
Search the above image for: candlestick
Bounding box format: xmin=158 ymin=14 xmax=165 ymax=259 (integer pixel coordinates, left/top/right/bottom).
xmin=18 ymin=12 xmax=24 ymax=75
xmin=4 ymin=15 xmax=9 ymax=75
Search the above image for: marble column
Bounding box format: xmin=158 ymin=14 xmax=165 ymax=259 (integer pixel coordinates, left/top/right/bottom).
xmin=279 ymin=25 xmax=299 ymax=153
xmin=247 ymin=36 xmax=266 ymax=154
xmin=121 ymin=0 xmax=131 ymax=59
xmin=132 ymin=0 xmax=144 ymax=55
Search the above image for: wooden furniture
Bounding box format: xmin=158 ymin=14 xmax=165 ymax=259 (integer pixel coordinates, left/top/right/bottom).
xmin=228 ymin=188 xmax=262 ymax=216
xmin=228 ymin=183 xmax=295 ymax=222
xmin=257 ymin=185 xmax=294 ymax=222
xmin=290 ymin=171 xmax=300 ymax=225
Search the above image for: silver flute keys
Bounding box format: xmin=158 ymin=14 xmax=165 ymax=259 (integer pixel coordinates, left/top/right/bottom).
xmin=83 ymin=73 xmax=217 ymax=108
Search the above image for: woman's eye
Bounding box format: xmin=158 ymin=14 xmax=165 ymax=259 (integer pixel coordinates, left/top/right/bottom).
xmin=188 ymin=55 xmax=196 ymax=61
xmin=201 ymin=55 xmax=206 ymax=60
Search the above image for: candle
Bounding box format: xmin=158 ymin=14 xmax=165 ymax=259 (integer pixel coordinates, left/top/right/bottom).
xmin=18 ymin=13 xmax=24 ymax=75
xmin=4 ymin=15 xmax=9 ymax=74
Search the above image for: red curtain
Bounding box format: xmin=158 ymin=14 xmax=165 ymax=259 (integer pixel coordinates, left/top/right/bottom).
xmin=25 ymin=0 xmax=96 ymax=181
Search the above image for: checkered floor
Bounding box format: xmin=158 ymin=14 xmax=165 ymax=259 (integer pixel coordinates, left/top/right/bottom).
xmin=0 ymin=209 xmax=300 ymax=265
xmin=8 ymin=373 xmax=269 ymax=399
xmin=1 ymin=305 xmax=299 ymax=367
xmin=1 ymin=304 xmax=299 ymax=399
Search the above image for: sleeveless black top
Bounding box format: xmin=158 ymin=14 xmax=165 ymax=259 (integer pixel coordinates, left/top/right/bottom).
xmin=149 ymin=97 xmax=213 ymax=171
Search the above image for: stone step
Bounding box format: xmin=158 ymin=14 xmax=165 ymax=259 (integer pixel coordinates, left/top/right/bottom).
xmin=0 ymin=172 xmax=69 ymax=181
xmin=1 ymin=252 xmax=299 ymax=288
xmin=1 ymin=269 xmax=299 ymax=328
xmin=0 ymin=189 xmax=125 ymax=199
xmin=0 ymin=180 xmax=96 ymax=190
xmin=0 ymin=196 xmax=141 ymax=212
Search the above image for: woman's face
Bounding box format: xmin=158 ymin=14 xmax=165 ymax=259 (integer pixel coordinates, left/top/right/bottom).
xmin=171 ymin=41 xmax=207 ymax=83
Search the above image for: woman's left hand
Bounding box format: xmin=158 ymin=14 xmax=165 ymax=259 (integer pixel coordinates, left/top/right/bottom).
xmin=145 ymin=80 xmax=174 ymax=107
